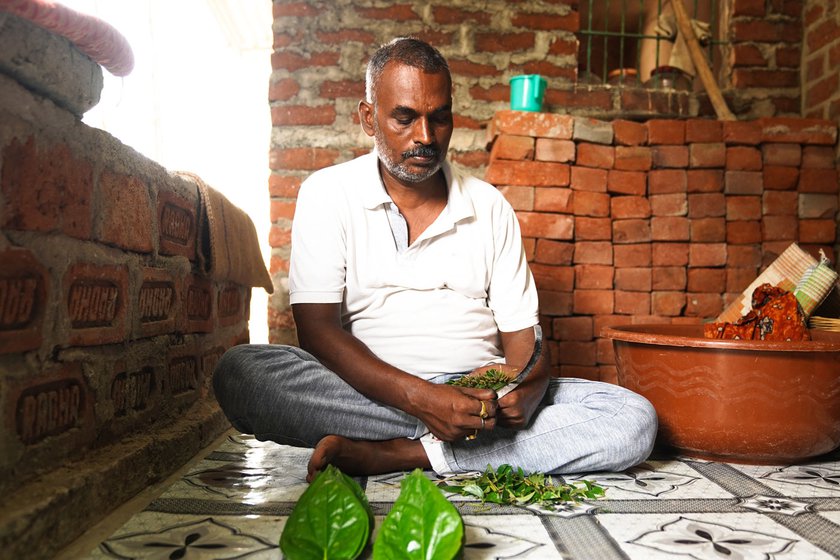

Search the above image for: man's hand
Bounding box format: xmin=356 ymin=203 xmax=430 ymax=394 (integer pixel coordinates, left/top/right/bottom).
xmin=410 ymin=382 xmax=498 ymax=442
xmin=492 ymin=327 xmax=551 ymax=429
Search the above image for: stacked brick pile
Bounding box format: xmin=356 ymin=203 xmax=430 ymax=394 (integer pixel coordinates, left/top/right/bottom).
xmin=486 ymin=110 xmax=839 ymax=383
xmin=0 ymin=13 xmax=244 ymax=558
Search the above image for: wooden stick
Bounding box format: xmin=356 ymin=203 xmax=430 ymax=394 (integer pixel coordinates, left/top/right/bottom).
xmin=670 ymin=0 xmax=736 ymax=121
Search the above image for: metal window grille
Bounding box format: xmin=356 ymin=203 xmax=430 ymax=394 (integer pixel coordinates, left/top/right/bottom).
xmin=578 ymin=0 xmax=724 ymax=88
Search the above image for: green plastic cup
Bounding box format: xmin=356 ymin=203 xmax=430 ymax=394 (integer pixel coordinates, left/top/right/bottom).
xmin=509 ymin=74 xmax=546 ymax=112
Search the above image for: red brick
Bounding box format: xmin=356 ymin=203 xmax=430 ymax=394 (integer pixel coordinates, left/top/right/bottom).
xmin=517 ymin=212 xmax=574 ymax=239
xmin=575 ymin=265 xmax=615 ymax=289
xmin=531 ymin=265 xmax=575 ymax=292
xmin=652 ymin=243 xmax=689 ymax=266
xmin=268 ymin=77 xmax=300 ymax=101
xmin=689 ymin=243 xmax=727 ymax=267
xmin=685 ymin=293 xmax=724 ymax=318
xmin=136 ymin=267 xmax=178 ymax=338
xmin=451 ymin=149 xmax=488 ymax=168
xmin=733 ymin=69 xmax=799 ymax=88
xmin=799 ymin=193 xmax=839 ymax=218
xmin=727 ymin=196 xmax=762 ymax=221
xmin=432 ymin=5 xmax=491 ymax=24
xmin=548 ymin=37 xmax=577 ymax=56
xmin=574 ymin=217 xmax=612 ymax=240
xmin=534 ymin=240 xmax=574 ymax=265
xmin=758 ymin=117 xmax=837 ymax=145
xmin=613 ymin=120 xmax=647 ymax=146
xmin=806 ymin=73 xmax=840 ymax=108
xmin=485 ymin=160 xmax=570 ymax=186
xmin=357 ymin=4 xmax=418 ymax=19
xmin=273 ymin=31 xmax=303 ymax=49
xmin=614 ymin=267 xmax=652 ymax=292
xmin=727 ymin=267 xmax=759 ymax=293
xmin=689 ymin=143 xmax=726 ymax=168
xmin=492 ymin=135 xmax=536 ymax=161
xmin=98 ymin=171 xmax=153 ymax=253
xmin=801 ymin=146 xmax=836 ymax=168
xmin=452 ymin=59 xmax=499 ymax=77
xmin=607 ymin=170 xmax=647 ymax=196
xmin=181 ymin=275 xmax=214 ymax=333
xmin=572 ymin=191 xmax=610 ymax=216
xmin=614 ymin=147 xmax=652 ymax=171
xmin=63 ymin=263 xmax=129 ymax=346
xmin=511 ymin=11 xmax=579 ymax=32
xmin=650 ymin=193 xmax=687 ymax=216
xmin=318 ymin=79 xmax=365 ymax=99
xmin=733 ymin=0 xmax=766 ymax=16
xmin=534 ymin=187 xmax=573 ymax=212
xmin=271 ymin=51 xmax=340 ymax=71
xmin=763 ymin=191 xmax=798 ymax=215
xmin=727 ymin=221 xmax=762 ymax=244
xmin=613 ymin=219 xmax=651 ymax=244
xmin=685 ymin=119 xmax=723 ymax=143
xmin=611 ymin=196 xmax=650 ymax=218
xmin=652 ymin=291 xmax=686 ymax=316
xmin=724 ymin=171 xmax=763 ymax=194
xmin=725 ymin=146 xmax=763 ymax=171
xmin=270 ymin=147 xmax=339 ymax=171
xmin=799 ymin=168 xmax=839 ymax=193
xmin=557 ymin=340 xmax=598 ymax=365
xmin=573 ymin=290 xmax=614 ymax=315
xmin=647 ymin=120 xmax=686 ymax=145
xmin=799 ymin=219 xmax=837 ymax=243
xmin=762 ymin=215 xmax=798 ymax=240
xmin=492 ymin=110 xmax=573 ymax=139
xmin=270 ymin=199 xmax=296 ymax=221
xmin=688 ymin=193 xmax=726 ymax=217
xmin=614 ymin=244 xmax=652 ymax=267
xmin=469 ymin=83 xmax=509 ymax=102
xmin=687 ymin=170 xmax=724 ymax=193
xmin=652 ymin=267 xmax=687 ymax=290
xmin=688 ymin=268 xmax=726 ymax=292
xmin=574 ymin=241 xmax=613 ymax=264
xmin=552 ymin=316 xmax=593 ymax=341
xmin=615 ymin=290 xmax=651 ymax=315
xmin=269 ymin=255 xmax=289 ymax=274
xmin=157 ymin=189 xmax=197 ymax=260
xmin=652 ymin=146 xmax=689 ymax=168
xmin=577 ymin=143 xmax=615 ymax=169
xmin=690 ymin=217 xmax=726 ymax=242
xmin=268 ymin=174 xmax=302 ymax=198
xmin=730 ymin=43 xmax=767 ymax=66
xmin=499 ymin=186 xmax=535 ymax=211
xmin=269 ymin=224 xmax=292 ymax=247
xmin=0 ymin=249 xmax=48 ymax=354
xmin=761 ymin=143 xmax=801 ymax=167
xmin=315 ymin=30 xmax=376 ymax=44
xmin=475 ymin=31 xmax=535 ymax=52
xmin=733 ymin=20 xmax=802 ymax=43
xmin=271 ymin=105 xmax=336 ymax=126
xmin=570 ymin=167 xmax=607 ymax=192
xmin=535 ymin=138 xmax=574 ymax=162
xmin=649 ymin=169 xmax=687 ymax=194
xmin=763 ymin=166 xmax=799 ymax=190
xmin=1 ymin=137 xmax=93 ymax=239
xmin=651 ymin=216 xmax=690 ymax=240
xmin=723 ymin=121 xmax=761 ymax=145
xmin=728 ymin=244 xmax=762 ymax=267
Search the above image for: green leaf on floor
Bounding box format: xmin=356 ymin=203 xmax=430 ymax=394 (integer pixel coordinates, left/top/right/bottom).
xmin=279 ymin=464 xmax=373 ymax=560
xmin=373 ymin=469 xmax=464 ymax=560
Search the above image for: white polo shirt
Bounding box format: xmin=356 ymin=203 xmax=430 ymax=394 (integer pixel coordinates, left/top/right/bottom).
xmin=289 ymin=151 xmax=539 ymax=378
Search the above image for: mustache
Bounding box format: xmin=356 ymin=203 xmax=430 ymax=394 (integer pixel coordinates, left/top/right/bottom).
xmin=402 ymin=145 xmax=440 ymax=159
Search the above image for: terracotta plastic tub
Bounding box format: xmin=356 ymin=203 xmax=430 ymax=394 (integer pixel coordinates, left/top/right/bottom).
xmin=602 ymin=324 xmax=840 ymax=464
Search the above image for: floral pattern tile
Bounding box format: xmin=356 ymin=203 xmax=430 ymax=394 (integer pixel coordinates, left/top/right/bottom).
xmin=80 ymin=434 xmax=840 ymax=560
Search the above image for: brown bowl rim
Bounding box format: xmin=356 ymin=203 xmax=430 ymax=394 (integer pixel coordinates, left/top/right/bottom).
xmin=602 ymin=323 xmax=840 ymax=352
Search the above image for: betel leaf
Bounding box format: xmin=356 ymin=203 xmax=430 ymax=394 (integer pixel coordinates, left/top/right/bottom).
xmin=280 ymin=464 xmax=373 ymax=560
xmin=372 ymin=469 xmax=464 ymax=560
xmin=446 ymin=368 xmax=511 ymax=391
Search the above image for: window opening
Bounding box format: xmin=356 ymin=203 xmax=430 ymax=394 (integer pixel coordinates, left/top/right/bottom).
xmin=578 ymin=0 xmax=723 ymax=90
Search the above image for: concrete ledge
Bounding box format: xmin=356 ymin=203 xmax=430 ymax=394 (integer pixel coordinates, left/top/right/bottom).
xmin=0 ymin=400 xmax=230 ymax=559
xmin=0 ymin=12 xmax=103 ymax=117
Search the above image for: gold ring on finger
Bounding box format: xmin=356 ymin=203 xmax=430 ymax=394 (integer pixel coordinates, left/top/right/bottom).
xmin=480 ymin=417 xmax=486 ymax=430
xmin=479 ymin=400 xmax=488 ymax=419
xmin=465 ymin=430 xmax=478 ymax=441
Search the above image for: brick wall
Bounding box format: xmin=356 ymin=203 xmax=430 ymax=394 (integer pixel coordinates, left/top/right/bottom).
xmin=268 ymin=0 xmax=822 ymax=343
xmin=487 ymin=110 xmax=839 ymax=382
xmin=0 ymin=14 xmax=245 ymax=557
xmin=802 ymin=0 xmax=840 ymax=121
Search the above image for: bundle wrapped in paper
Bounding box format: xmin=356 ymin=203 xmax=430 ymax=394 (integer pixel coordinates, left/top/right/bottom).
xmin=716 ymin=243 xmax=838 ymax=324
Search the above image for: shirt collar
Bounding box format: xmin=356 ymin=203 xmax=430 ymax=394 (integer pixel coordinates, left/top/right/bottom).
xmin=360 ymin=150 xmax=475 ymax=224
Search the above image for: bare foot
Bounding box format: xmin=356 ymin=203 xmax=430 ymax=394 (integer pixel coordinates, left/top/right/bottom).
xmin=306 ymin=435 xmax=431 ymax=482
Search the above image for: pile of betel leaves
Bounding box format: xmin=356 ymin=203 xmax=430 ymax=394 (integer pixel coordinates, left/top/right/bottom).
xmin=280 ymin=463 xmax=605 ymax=559
xmin=445 ymin=368 xmax=512 ymax=390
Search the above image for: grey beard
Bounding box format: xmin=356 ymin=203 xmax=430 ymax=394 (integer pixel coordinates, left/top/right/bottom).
xmin=374 ymin=127 xmax=442 ymax=183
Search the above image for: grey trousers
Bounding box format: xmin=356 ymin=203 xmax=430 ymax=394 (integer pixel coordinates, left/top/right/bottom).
xmin=212 ymin=344 xmax=658 ymax=474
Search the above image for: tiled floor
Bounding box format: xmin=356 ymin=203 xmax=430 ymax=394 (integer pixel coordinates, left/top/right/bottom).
xmin=69 ymin=431 xmax=840 ymax=559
